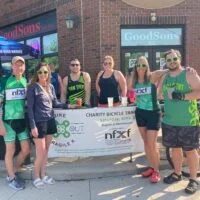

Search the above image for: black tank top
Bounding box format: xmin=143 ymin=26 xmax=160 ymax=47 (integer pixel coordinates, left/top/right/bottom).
xmin=67 ymin=72 xmax=85 ymax=104
xmin=98 ymin=71 xmax=119 ymax=104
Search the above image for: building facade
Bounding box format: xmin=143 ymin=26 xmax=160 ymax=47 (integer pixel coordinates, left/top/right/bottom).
xmin=0 ymin=0 xmax=199 ymax=86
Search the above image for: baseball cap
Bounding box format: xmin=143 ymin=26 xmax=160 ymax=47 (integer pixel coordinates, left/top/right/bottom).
xmin=12 ymin=56 xmax=25 ymax=64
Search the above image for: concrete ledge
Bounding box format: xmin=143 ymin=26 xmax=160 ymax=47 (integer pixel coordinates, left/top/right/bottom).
xmin=0 ymin=153 xmax=171 ymax=181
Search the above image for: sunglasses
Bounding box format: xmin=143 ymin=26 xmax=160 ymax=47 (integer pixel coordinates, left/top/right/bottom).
xmin=104 ymin=62 xmax=112 ymax=66
xmin=136 ymin=64 xmax=147 ymax=68
xmin=166 ymin=57 xmax=178 ymax=63
xmin=37 ymin=70 xmax=48 ymax=75
xmin=71 ymin=63 xmax=79 ymax=67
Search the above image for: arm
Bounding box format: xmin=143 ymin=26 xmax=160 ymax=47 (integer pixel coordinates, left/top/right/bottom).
xmin=184 ymin=71 xmax=200 ymax=100
xmin=150 ymin=69 xmax=168 ymax=84
xmin=27 ymin=85 xmax=36 ymax=130
xmin=51 ymin=85 xmax=68 ymax=109
xmin=126 ymin=71 xmax=134 ymax=90
xmin=58 ymin=75 xmax=64 ymax=99
xmin=60 ymin=76 xmax=68 ymax=103
xmin=115 ymin=71 xmax=127 ymax=97
xmin=83 ymin=72 xmax=91 ymax=105
xmin=95 ymin=71 xmax=103 ymax=96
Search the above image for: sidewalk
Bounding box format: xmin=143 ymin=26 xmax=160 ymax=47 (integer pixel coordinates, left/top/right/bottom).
xmin=0 ymin=152 xmax=169 ymax=181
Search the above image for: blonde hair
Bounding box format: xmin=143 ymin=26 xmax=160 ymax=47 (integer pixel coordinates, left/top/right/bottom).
xmin=104 ymin=55 xmax=114 ymax=68
xmin=132 ymin=56 xmax=151 ymax=88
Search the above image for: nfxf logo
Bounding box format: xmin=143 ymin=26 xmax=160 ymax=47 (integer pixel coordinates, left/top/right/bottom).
xmin=134 ymin=87 xmax=151 ymax=96
xmin=105 ymin=129 xmax=131 ymax=140
xmin=6 ymin=88 xmax=26 ymax=100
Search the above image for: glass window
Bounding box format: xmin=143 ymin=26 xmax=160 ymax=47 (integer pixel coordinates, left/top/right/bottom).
xmin=43 ymin=56 xmax=59 ymax=72
xmin=1 ymin=62 xmax=12 ymax=76
xmin=43 ymin=33 xmax=58 ymax=54
xmin=26 ymin=37 xmax=41 ymax=54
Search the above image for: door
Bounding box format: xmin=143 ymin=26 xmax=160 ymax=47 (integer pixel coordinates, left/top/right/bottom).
xmin=121 ymin=47 xmax=183 ymax=74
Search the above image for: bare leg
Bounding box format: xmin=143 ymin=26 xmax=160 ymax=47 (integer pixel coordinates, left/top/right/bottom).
xmin=33 ymin=138 xmax=46 ymax=179
xmin=15 ymin=140 xmax=30 ymax=172
xmin=171 ymin=148 xmax=183 ymax=175
xmin=5 ymin=143 xmax=15 ymax=178
xmin=146 ymin=130 xmax=160 ymax=171
xmin=41 ymin=135 xmax=53 ymax=178
xmin=185 ymin=149 xmax=199 ymax=180
xmin=138 ymin=127 xmax=150 ymax=165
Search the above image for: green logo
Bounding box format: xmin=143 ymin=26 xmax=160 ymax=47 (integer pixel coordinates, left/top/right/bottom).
xmin=54 ymin=120 xmax=70 ymax=138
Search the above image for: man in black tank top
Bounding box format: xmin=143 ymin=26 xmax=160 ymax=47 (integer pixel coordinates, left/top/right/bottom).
xmin=61 ymin=59 xmax=91 ymax=106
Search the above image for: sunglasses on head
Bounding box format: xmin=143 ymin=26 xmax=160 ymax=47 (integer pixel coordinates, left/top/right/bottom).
xmin=71 ymin=63 xmax=79 ymax=67
xmin=166 ymin=57 xmax=178 ymax=63
xmin=104 ymin=62 xmax=112 ymax=66
xmin=136 ymin=63 xmax=147 ymax=68
xmin=37 ymin=70 xmax=48 ymax=75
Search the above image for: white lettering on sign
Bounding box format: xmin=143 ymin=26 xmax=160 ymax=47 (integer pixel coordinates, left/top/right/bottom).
xmin=134 ymin=87 xmax=151 ymax=96
xmin=5 ymin=88 xmax=26 ymax=100
xmin=121 ymin=28 xmax=182 ymax=46
xmin=125 ymin=31 xmax=179 ymax=42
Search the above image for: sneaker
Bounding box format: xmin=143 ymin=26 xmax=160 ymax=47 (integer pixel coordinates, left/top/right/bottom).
xmin=141 ymin=167 xmax=154 ymax=177
xmin=150 ymin=171 xmax=161 ymax=183
xmin=6 ymin=174 xmax=25 ymax=187
xmin=8 ymin=178 xmax=25 ymax=191
xmin=163 ymin=172 xmax=182 ymax=184
xmin=15 ymin=172 xmax=25 ymax=186
xmin=185 ymin=179 xmax=199 ymax=194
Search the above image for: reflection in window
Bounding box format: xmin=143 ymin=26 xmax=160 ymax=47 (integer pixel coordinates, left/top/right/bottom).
xmin=27 ymin=37 xmax=41 ymax=53
xmin=43 ymin=33 xmax=58 ymax=54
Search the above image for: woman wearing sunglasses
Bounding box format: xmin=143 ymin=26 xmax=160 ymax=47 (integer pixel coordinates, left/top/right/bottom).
xmin=96 ymin=55 xmax=127 ymax=107
xmin=27 ymin=62 xmax=74 ymax=189
xmin=127 ymin=56 xmax=170 ymax=183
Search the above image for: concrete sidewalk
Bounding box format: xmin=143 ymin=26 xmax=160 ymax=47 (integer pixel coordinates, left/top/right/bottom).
xmin=0 ymin=152 xmax=169 ymax=181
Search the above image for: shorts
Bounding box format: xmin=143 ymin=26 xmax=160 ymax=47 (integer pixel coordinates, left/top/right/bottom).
xmin=162 ymin=123 xmax=200 ymax=151
xmin=3 ymin=119 xmax=29 ymax=143
xmin=35 ymin=118 xmax=57 ymax=139
xmin=135 ymin=108 xmax=161 ymax=131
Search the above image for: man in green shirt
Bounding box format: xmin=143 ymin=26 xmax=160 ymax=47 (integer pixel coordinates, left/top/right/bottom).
xmin=158 ymin=49 xmax=200 ymax=194
xmin=2 ymin=56 xmax=30 ymax=190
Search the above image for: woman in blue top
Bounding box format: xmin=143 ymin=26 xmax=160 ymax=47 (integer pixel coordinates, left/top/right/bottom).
xmin=27 ymin=62 xmax=75 ymax=189
xmin=128 ymin=56 xmax=168 ymax=183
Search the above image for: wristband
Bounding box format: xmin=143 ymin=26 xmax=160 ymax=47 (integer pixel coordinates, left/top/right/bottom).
xmin=172 ymin=91 xmax=185 ymax=100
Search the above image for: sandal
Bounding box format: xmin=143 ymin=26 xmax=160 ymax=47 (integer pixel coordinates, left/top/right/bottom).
xmin=185 ymin=179 xmax=199 ymax=194
xmin=33 ymin=178 xmax=45 ymax=189
xmin=42 ymin=176 xmax=55 ymax=185
xmin=163 ymin=172 xmax=182 ymax=184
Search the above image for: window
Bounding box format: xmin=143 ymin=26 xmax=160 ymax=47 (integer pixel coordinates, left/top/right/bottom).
xmin=43 ymin=33 xmax=58 ymax=54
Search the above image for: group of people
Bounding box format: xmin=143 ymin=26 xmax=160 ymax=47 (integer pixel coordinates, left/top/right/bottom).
xmin=128 ymin=50 xmax=200 ymax=194
xmin=0 ymin=49 xmax=199 ymax=194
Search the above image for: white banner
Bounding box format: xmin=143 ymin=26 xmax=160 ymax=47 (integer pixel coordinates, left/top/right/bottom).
xmin=48 ymin=106 xmax=144 ymax=157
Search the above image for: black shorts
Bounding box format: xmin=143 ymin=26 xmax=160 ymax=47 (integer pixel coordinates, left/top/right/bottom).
xmin=35 ymin=118 xmax=57 ymax=139
xmin=135 ymin=108 xmax=161 ymax=131
xmin=162 ymin=123 xmax=200 ymax=151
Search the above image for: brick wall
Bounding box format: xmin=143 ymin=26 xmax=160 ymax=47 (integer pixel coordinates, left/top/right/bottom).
xmin=0 ymin=0 xmax=200 ymax=81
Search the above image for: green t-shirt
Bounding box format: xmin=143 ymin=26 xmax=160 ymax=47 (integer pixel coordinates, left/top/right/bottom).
xmin=162 ymin=70 xmax=199 ymax=126
xmin=134 ymin=82 xmax=159 ymax=111
xmin=2 ymin=75 xmax=27 ymax=120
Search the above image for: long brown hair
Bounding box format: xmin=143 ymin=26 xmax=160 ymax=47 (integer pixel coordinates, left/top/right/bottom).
xmin=31 ymin=62 xmax=51 ymax=91
xmin=132 ymin=56 xmax=151 ymax=88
